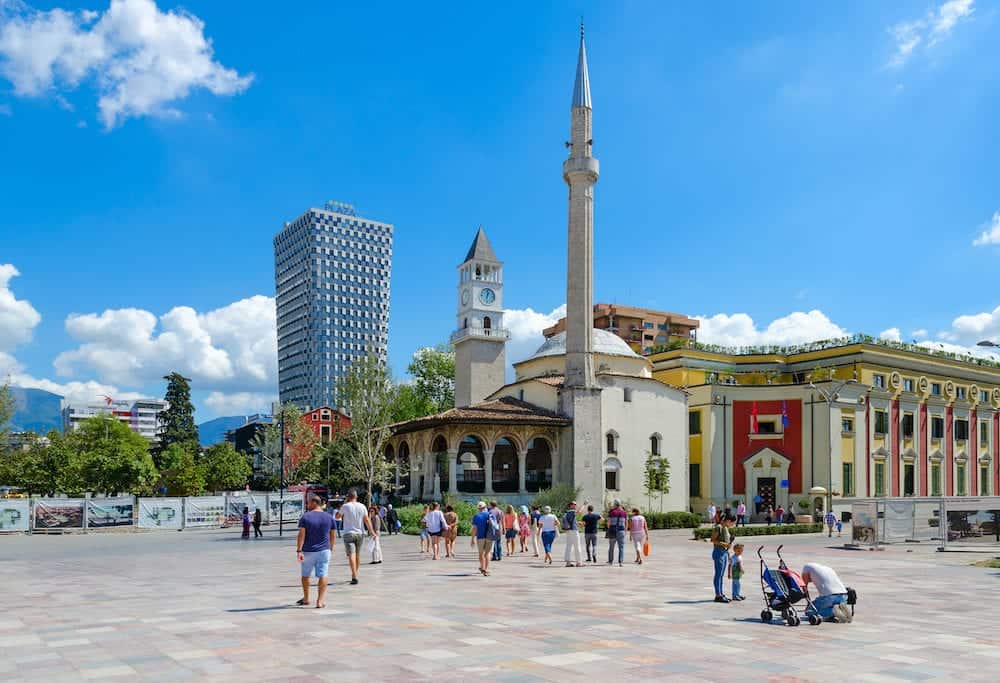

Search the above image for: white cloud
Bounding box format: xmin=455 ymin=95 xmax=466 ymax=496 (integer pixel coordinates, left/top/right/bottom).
xmin=879 ymin=327 xmax=902 ymax=342
xmin=888 ymin=0 xmax=975 ymax=68
xmin=204 ymin=391 xmax=275 ymax=417
xmin=54 ymin=294 xmax=277 ymax=391
xmin=0 ymin=263 xmax=42 ymax=352
xmin=912 ymin=329 xmax=928 ymax=339
xmin=7 ymin=373 xmax=144 ymax=405
xmin=694 ymin=310 xmax=848 ymax=347
xmin=0 ymin=0 xmax=253 ymax=128
xmin=504 ymin=304 xmax=566 ymax=366
xmin=972 ymin=211 xmax=1000 ymax=246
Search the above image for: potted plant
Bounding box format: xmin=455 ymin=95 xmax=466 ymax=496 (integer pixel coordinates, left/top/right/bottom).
xmin=796 ymin=499 xmax=812 ymax=524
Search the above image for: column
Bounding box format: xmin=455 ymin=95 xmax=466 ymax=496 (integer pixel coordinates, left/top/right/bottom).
xmin=409 ymin=459 xmax=419 ymax=499
xmin=447 ymin=448 xmax=458 ymax=494
xmin=394 ymin=457 xmax=401 ymax=492
xmin=517 ymin=448 xmax=527 ymax=495
xmin=484 ymin=449 xmax=495 ymax=495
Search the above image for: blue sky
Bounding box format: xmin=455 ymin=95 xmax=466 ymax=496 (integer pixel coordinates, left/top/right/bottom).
xmin=1 ymin=0 xmax=999 ymax=419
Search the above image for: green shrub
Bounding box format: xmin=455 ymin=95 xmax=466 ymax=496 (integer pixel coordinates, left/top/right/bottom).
xmin=395 ymin=501 xmax=478 ymax=536
xmin=692 ymin=523 xmax=822 ymax=540
xmin=646 ymin=511 xmax=702 ymax=529
xmin=531 ymin=483 xmax=581 ymax=513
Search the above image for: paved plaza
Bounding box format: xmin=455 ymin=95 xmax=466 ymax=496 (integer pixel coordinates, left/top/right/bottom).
xmin=1 ymin=527 xmax=999 ymax=682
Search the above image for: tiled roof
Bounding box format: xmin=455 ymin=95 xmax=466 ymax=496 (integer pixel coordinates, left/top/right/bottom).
xmin=390 ymin=397 xmax=570 ymax=435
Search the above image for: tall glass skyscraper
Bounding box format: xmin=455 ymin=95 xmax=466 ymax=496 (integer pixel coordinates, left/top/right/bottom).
xmin=274 ymin=201 xmax=393 ymax=410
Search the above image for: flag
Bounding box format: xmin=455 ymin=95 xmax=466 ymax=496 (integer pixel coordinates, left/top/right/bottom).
xmin=751 ymin=402 xmax=759 ymax=434
xmin=781 ymin=401 xmax=790 ymax=429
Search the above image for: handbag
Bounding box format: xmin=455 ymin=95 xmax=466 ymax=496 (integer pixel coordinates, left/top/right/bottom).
xmin=643 ymin=541 xmax=650 ymax=557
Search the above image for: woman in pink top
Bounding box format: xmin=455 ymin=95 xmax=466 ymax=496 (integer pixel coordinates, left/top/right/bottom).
xmin=517 ymin=506 xmax=531 ymax=553
xmin=629 ymin=508 xmax=648 ymax=565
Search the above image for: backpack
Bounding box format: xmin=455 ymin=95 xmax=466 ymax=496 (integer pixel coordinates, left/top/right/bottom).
xmin=562 ymin=511 xmax=576 ymax=531
xmin=486 ymin=513 xmax=502 ymax=540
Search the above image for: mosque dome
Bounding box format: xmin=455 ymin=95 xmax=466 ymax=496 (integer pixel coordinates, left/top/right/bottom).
xmin=527 ymin=329 xmax=640 ymax=361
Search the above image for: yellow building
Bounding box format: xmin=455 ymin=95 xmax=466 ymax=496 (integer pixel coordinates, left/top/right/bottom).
xmin=648 ymin=335 xmax=1000 ymax=516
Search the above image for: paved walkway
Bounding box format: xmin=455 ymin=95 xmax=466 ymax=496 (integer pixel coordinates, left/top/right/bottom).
xmin=1 ymin=527 xmax=998 ymax=682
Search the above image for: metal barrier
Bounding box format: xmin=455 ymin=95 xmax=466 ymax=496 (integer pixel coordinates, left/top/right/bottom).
xmin=843 ymin=497 xmax=1000 ymax=550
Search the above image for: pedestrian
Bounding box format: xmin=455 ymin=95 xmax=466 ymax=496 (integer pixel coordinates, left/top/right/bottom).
xmin=606 ymin=499 xmax=628 ymax=566
xmin=241 ymin=506 xmax=251 ymax=539
xmin=562 ymin=501 xmax=583 ymax=567
xmin=538 ymin=505 xmax=560 ymax=565
xmin=836 ymin=517 xmax=843 ymax=537
xmin=335 ymin=489 xmax=377 ymax=586
xmin=775 ymin=505 xmax=785 ymax=526
xmin=489 ymin=501 xmax=504 ymax=562
xmin=531 ymin=505 xmax=542 ymax=557
xmin=581 ymin=504 xmax=601 ymax=563
xmin=252 ymin=507 xmax=263 ymax=538
xmin=711 ymin=512 xmax=736 ymax=603
xmin=385 ymin=504 xmax=399 ymax=535
xmin=517 ymin=505 xmax=531 ymax=553
xmin=825 ymin=510 xmax=837 ymax=538
xmin=801 ymin=562 xmax=852 ymax=622
xmin=470 ymin=501 xmax=493 ymax=576
xmin=418 ymin=504 xmax=431 ymax=554
xmin=295 ymin=494 xmax=335 ymax=608
xmin=378 ymin=504 xmax=387 ymax=533
xmin=444 ymin=504 xmax=459 ymax=557
xmin=706 ymin=501 xmax=717 ymax=525
xmin=736 ymin=500 xmax=747 ymax=527
xmin=729 ymin=543 xmax=745 ymax=601
xmin=629 ymin=507 xmax=648 ymax=565
xmin=504 ymin=504 xmax=518 ymax=557
xmin=765 ymin=506 xmax=773 ymax=526
xmin=425 ymin=501 xmax=448 ymax=560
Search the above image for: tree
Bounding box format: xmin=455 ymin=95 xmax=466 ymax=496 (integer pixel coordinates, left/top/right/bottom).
xmin=0 ymin=381 xmax=13 ymax=456
xmin=643 ymin=450 xmax=672 ymax=512
xmin=389 ymin=383 xmax=433 ymax=423
xmin=408 ymin=345 xmax=455 ymax=414
xmin=248 ymin=403 xmax=320 ymax=487
xmin=158 ymin=372 xmax=199 ymax=452
xmin=335 ymin=354 xmax=396 ymax=503
xmin=73 ymin=416 xmax=158 ymax=495
xmin=160 ymin=448 xmax=206 ymax=496
xmin=201 ymin=442 xmax=252 ymax=492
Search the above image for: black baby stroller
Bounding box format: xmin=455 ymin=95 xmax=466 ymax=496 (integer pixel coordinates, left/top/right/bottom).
xmin=757 ymin=545 xmax=821 ymax=627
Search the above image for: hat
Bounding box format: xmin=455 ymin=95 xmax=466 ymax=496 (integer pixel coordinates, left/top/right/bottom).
xmin=521 ymin=505 xmax=529 ymax=514
xmin=477 ymin=501 xmax=487 ymax=509
xmin=542 ymin=505 xmax=552 ymax=514
xmin=612 ymin=498 xmax=622 ymax=507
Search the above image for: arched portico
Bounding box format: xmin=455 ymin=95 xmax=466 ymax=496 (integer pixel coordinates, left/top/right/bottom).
xmin=743 ymin=448 xmax=791 ymax=514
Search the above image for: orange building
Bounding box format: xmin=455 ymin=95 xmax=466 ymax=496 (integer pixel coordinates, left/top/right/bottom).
xmin=543 ymin=303 xmax=699 ymax=354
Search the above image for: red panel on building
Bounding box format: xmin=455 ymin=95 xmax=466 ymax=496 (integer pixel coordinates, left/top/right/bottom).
xmin=919 ymin=404 xmax=928 ymax=496
xmin=945 ymin=406 xmax=954 ymax=496
xmin=995 ymin=413 xmax=999 ymax=496
xmin=890 ymin=399 xmax=900 ymax=497
xmin=732 ymin=400 xmax=803 ymax=495
xmin=970 ymin=408 xmax=978 ymax=496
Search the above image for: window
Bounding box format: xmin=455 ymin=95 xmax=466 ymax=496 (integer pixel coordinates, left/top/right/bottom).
xmin=956 ymin=463 xmax=967 ymax=496
xmin=903 ymin=378 xmax=914 ymax=392
xmin=931 ymin=462 xmax=942 ymax=496
xmin=606 ymin=432 xmax=617 ymax=454
xmin=955 ymin=419 xmax=969 ymax=441
xmin=757 ymin=420 xmax=777 ymax=435
xmin=483 ymin=316 xmax=492 ymax=330
xmin=623 ymin=388 xmax=633 ymax=402
xmin=931 ymin=382 xmax=942 ymax=396
xmin=874 ymin=410 xmax=889 ymax=435
xmin=657 ymin=323 xmax=667 ymax=331
xmin=689 ymin=464 xmax=701 ymax=497
xmin=956 ymin=387 xmax=966 ymax=400
xmin=650 ymin=434 xmax=661 ymax=456
xmin=873 ymin=374 xmax=885 ymax=389
xmin=981 ymin=421 xmax=990 ymax=445
xmin=899 ymin=413 xmax=913 ymax=438
xmin=604 ymin=458 xmax=621 ymax=491
xmin=689 ymin=410 xmax=702 ymax=435
xmin=643 ymin=322 xmax=654 ymax=329
xmin=903 ymin=463 xmax=915 ymax=497
xmin=981 ymin=390 xmax=990 ymax=403
xmin=981 ymin=466 xmax=991 ymax=496
xmin=842 ymin=462 xmax=854 ymax=496
xmin=931 ymin=416 xmax=944 ymax=439
xmin=842 ymin=417 xmax=854 ymax=434
xmin=874 ymin=461 xmax=886 ymax=496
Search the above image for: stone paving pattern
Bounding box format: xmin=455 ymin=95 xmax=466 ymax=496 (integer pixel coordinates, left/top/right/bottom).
xmin=2 ymin=527 xmax=999 ymax=682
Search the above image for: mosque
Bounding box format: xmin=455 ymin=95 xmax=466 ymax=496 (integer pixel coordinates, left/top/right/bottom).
xmin=386 ymin=29 xmax=689 ymax=510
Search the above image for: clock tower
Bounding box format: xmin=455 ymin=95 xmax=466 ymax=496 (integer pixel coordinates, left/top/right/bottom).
xmin=452 ymin=226 xmax=508 ymax=407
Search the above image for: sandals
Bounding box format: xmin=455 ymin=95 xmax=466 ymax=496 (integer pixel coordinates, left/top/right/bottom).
xmin=296 ymin=598 xmax=309 ymax=606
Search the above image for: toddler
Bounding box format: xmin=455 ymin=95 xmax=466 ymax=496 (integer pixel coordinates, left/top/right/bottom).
xmin=729 ymin=543 xmax=745 ymax=601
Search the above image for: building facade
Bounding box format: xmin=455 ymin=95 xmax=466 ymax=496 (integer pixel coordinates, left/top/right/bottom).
xmin=649 ymin=336 xmax=1000 ymax=515
xmin=544 ymin=303 xmax=700 ymax=355
xmin=61 ymin=399 xmax=167 ymax=441
xmin=274 ymin=200 xmax=393 ymax=411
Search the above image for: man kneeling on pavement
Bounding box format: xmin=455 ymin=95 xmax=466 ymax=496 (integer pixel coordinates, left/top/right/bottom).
xmin=802 ymin=562 xmax=854 ymax=623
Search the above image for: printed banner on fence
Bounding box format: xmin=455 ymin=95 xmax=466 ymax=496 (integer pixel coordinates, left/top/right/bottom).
xmin=138 ymin=498 xmax=183 ymax=529
xmin=884 ymin=500 xmax=914 ymax=542
xmin=0 ymin=498 xmax=30 ymax=532
xmin=184 ymin=496 xmax=226 ymax=528
xmin=34 ymin=498 xmax=85 ymax=529
xmin=851 ymin=502 xmax=878 ymax=546
xmin=86 ymin=497 xmax=135 ymax=528
xmin=268 ymin=494 xmax=304 ymax=525
xmin=226 ymin=492 xmax=266 ymax=523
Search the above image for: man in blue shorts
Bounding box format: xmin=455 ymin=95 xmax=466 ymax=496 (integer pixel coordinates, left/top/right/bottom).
xmin=296 ymin=494 xmax=335 ymax=608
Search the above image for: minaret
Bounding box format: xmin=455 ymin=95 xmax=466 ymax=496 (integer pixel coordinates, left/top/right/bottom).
xmin=560 ymin=23 xmax=604 ymax=507
xmin=563 ymin=22 xmax=599 ymax=389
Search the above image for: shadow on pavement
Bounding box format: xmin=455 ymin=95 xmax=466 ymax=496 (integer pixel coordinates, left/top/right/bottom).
xmin=665 ymin=599 xmax=718 ymax=605
xmin=226 ymin=605 xmax=296 ymax=613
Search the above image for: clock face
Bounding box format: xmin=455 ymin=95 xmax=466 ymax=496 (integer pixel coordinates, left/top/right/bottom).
xmin=479 ymin=288 xmax=496 ymax=305
xmin=461 ymin=289 xmax=470 ymax=306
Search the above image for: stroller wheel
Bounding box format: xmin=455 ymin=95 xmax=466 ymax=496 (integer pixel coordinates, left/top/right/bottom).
xmin=760 ymin=610 xmax=773 ymax=623
xmin=808 ymin=614 xmax=822 ymax=626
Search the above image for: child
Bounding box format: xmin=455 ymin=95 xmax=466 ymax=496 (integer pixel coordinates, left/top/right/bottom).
xmin=729 ymin=543 xmax=745 ymax=601
xmin=835 ymin=517 xmax=843 ymax=537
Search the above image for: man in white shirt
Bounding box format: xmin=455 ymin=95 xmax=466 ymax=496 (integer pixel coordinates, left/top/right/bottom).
xmin=336 ymin=489 xmax=377 ymax=586
xmin=706 ymin=503 xmax=717 ymax=525
xmin=801 ymin=562 xmax=851 ymax=622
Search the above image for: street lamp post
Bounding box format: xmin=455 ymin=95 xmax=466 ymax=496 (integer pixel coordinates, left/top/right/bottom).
xmin=278 ymin=409 xmax=285 ymax=537
xmin=810 ymin=377 xmax=859 ymax=515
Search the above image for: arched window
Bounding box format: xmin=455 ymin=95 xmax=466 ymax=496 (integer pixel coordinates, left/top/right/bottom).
xmin=604 ymin=457 xmax=622 ymax=491
xmin=650 ymin=433 xmax=661 ymax=456
xmin=463 ymin=317 xmax=468 ymax=328
xmin=525 ymin=437 xmax=553 ymax=492
xmin=483 ymin=316 xmax=492 ymax=330
xmin=606 ymin=431 xmax=618 ymax=454
xmin=492 ymin=437 xmax=519 ymax=493
xmin=456 ymin=435 xmax=485 ymax=493
xmin=397 ymin=442 xmax=411 ymax=495
xmin=432 ymin=435 xmax=448 ymax=482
